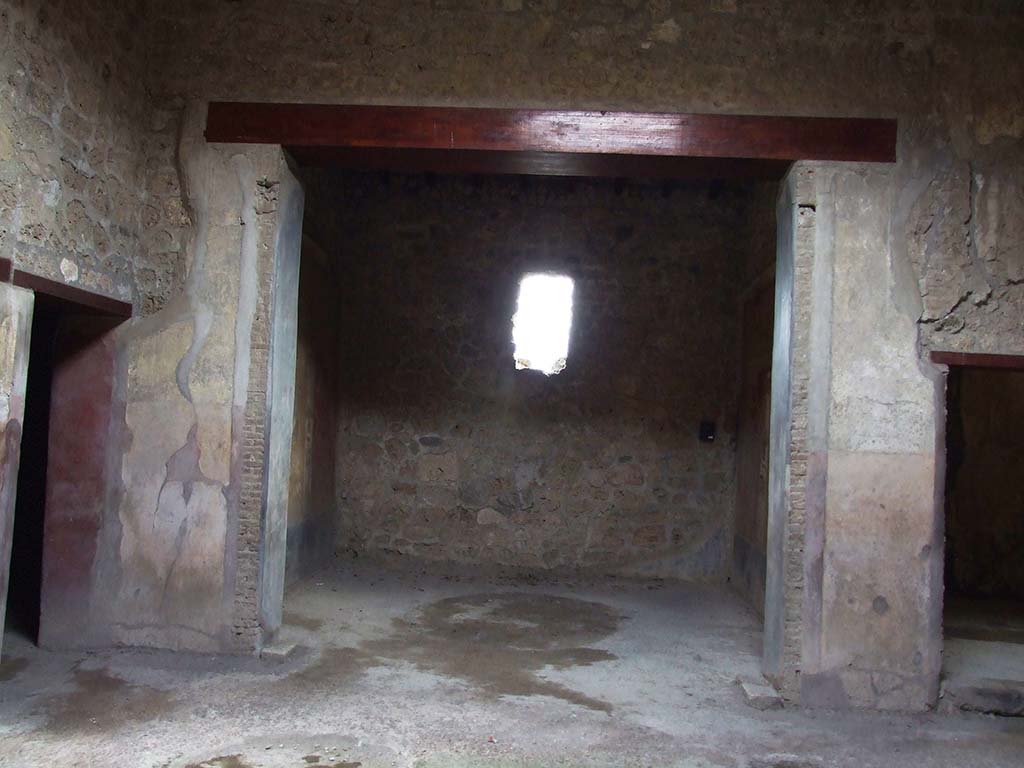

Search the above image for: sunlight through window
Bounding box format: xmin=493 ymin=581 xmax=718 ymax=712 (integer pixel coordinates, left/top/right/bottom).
xmin=512 ymin=273 xmax=574 ymax=376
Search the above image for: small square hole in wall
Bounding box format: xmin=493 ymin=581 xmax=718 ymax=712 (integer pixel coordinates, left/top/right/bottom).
xmin=512 ymin=273 xmax=574 ymax=376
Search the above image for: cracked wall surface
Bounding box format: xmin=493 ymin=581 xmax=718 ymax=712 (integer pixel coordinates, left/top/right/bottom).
xmin=909 ymin=160 xmax=1024 ymax=353
xmin=0 ymin=11 xmax=334 ymax=648
xmin=303 ymin=170 xmax=773 ymax=578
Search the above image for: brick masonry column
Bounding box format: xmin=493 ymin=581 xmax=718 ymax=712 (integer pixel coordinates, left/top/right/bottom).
xmin=227 ymin=147 xmax=303 ymax=652
xmin=769 ymin=162 xmax=943 ymax=710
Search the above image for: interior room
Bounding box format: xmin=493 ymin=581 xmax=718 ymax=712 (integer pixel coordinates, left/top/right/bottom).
xmin=273 ymin=164 xmax=780 ymax=705
xmin=941 ymin=365 xmax=1024 ymax=703
xmin=8 ymin=1 xmax=1024 ymax=761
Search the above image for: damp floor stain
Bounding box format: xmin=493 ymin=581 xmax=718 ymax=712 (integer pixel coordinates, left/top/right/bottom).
xmin=40 ymin=665 xmax=175 ymax=733
xmin=0 ymin=655 xmax=29 ymax=683
xmin=275 ymin=645 xmax=376 ymax=694
xmin=284 ymin=610 xmax=325 ymax=631
xmin=276 ymin=592 xmax=622 ymax=712
xmin=365 ymin=592 xmax=622 ymax=712
xmin=184 ymin=756 xmax=251 ymax=768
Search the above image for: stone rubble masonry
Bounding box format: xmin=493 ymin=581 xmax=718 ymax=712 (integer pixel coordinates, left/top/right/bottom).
xmin=0 ymin=0 xmax=185 ymax=313
xmin=909 ymin=160 xmax=1024 ymax=355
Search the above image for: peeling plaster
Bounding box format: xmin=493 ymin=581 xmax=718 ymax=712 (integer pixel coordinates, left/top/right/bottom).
xmin=160 ymin=424 xmax=216 ymax=507
xmin=174 ymin=104 xmax=215 ymax=405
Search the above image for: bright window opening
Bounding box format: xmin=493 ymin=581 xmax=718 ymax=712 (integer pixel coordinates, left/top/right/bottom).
xmin=512 ymin=273 xmax=574 ymax=376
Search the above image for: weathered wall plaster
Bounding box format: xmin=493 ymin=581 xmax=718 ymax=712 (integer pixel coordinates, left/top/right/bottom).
xmin=823 ymin=165 xmax=941 ymax=712
xmin=303 ymin=170 xmax=772 ymax=578
xmin=105 ymin=109 xmax=300 ymax=653
xmin=764 ymin=169 xmax=805 ymax=696
xmin=775 ymin=163 xmax=943 ymax=711
xmin=0 ymin=283 xmax=32 ymax=660
xmin=139 ymin=3 xmax=1022 ymax=696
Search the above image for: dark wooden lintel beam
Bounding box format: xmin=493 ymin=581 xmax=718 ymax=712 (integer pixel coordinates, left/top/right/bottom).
xmin=285 ymin=146 xmax=793 ymax=180
xmin=930 ymin=350 xmax=1024 ymax=370
xmin=205 ymin=102 xmax=897 ymax=164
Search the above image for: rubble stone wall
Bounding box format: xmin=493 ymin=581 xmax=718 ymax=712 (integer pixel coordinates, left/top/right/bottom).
xmin=0 ymin=0 xmax=184 ymax=312
xmin=304 ymin=170 xmax=773 ymax=578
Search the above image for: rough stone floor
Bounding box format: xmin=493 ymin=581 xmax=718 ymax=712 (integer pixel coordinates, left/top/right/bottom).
xmin=0 ymin=562 xmax=1022 ymax=768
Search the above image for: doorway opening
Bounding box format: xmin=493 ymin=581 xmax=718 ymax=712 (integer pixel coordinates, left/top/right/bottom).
xmin=269 ymin=162 xmax=781 ymax=710
xmin=941 ymin=360 xmax=1024 ymax=711
xmin=5 ymin=291 xmax=124 ymax=647
xmin=204 ymin=103 xmax=896 ymax=691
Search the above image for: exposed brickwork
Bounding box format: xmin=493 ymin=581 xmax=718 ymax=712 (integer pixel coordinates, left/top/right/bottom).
xmin=230 ymin=177 xmax=280 ymax=650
